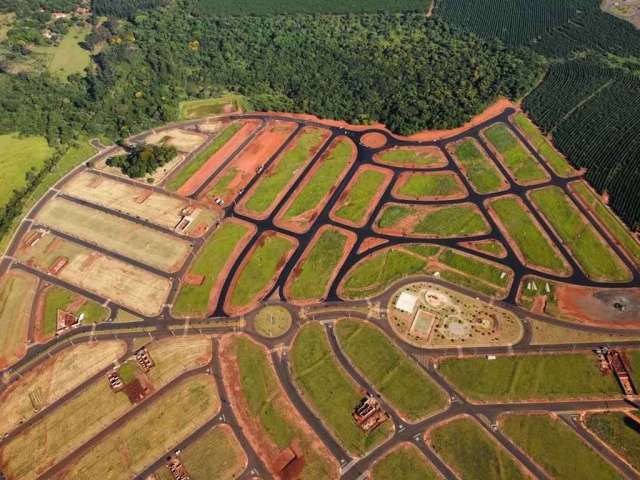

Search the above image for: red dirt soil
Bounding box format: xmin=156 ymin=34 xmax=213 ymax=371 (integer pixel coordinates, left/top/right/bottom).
xmin=391 ymin=171 xmax=469 ymax=201
xmin=357 ymin=237 xmax=389 ymax=255
xmin=373 ymin=146 xmax=448 ymax=169
xmin=330 ymin=165 xmax=394 ymax=228
xmin=177 ymin=120 xmax=261 ymax=196
xmin=360 ymin=132 xmax=387 ymax=148
xmin=201 ymin=121 xmax=297 ymax=205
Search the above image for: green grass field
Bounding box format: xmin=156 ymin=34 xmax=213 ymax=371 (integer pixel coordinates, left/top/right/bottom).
xmin=463 ymin=239 xmax=506 ymax=258
xmin=376 ymin=147 xmax=444 ymax=168
xmin=512 ymin=113 xmax=576 ymax=177
xmin=377 ymin=204 xmax=490 ymax=237
xmin=438 ymin=353 xmax=621 ymax=402
xmin=0 ymin=133 xmax=53 ymax=209
xmin=173 ymin=221 xmax=251 ymax=317
xmin=451 ymin=139 xmax=506 ymax=194
xmin=484 ymin=124 xmax=548 ymax=184
xmin=334 ymin=168 xmax=387 ymax=225
xmin=207 ymin=167 xmax=238 ymax=198
xmin=377 ymin=205 xmax=413 ymax=228
xmin=254 ymin=305 xmax=292 ymax=338
xmin=245 ymin=128 xmax=327 ymax=214
xmin=166 ymin=123 xmax=242 ymax=191
xmin=586 ymin=413 xmax=640 ymax=472
xmin=179 ymin=94 xmax=250 ymax=119
xmin=32 ymin=26 xmax=92 ymax=80
xmin=288 ymin=228 xmax=348 ymax=300
xmin=502 ymin=414 xmax=623 ymax=480
xmin=530 ymin=186 xmax=631 ymax=282
xmin=395 ymin=172 xmax=464 ymax=199
xmin=0 ymin=271 xmax=37 ymax=367
xmin=291 ymin=323 xmax=393 ymax=455
xmin=283 ymin=138 xmax=353 ymax=219
xmin=336 ymin=320 xmax=447 ymax=420
xmin=489 ymin=196 xmax=569 ymax=274
xmin=438 ymin=249 xmax=509 ymax=288
xmin=430 ymin=416 xmax=527 ymax=480
xmin=42 ymin=286 xmax=108 ymax=337
xmin=230 ymin=233 xmax=295 ymax=308
xmin=371 ymin=444 xmax=439 ymax=480
xmin=231 ymin=335 xmax=337 ymax=478
xmin=195 ymin=0 xmax=428 ymax=15
xmin=571 ymin=181 xmax=640 ymax=266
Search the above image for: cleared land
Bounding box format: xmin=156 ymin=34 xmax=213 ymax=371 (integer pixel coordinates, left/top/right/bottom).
xmin=144 ymin=129 xmax=207 ymax=154
xmin=0 ymin=270 xmax=38 ymax=368
xmin=291 ymin=323 xmax=393 ymax=456
xmin=371 ymin=443 xmax=439 ymax=480
xmin=483 ymin=124 xmax=549 ymax=185
xmin=375 ymin=203 xmax=490 ymax=238
xmin=331 ymin=165 xmax=392 ymax=227
xmin=374 ymin=146 xmax=447 ymax=169
xmin=429 ymin=416 xmax=529 ymax=480
xmin=529 ymin=186 xmax=631 ymax=282
xmin=335 ymin=319 xmax=447 ymax=421
xmin=145 ymin=336 xmax=212 ymax=387
xmin=16 ymin=232 xmax=171 ymax=317
xmin=512 ymin=113 xmax=576 ymax=177
xmin=487 ymin=195 xmax=570 ymax=276
xmin=392 ymin=171 xmax=467 ymax=201
xmin=502 ymin=414 xmax=623 ymax=480
xmin=586 ymin=412 xmax=640 ymax=472
xmin=173 ymin=219 xmax=254 ymax=318
xmin=286 ymin=226 xmax=355 ymax=302
xmin=448 ymin=138 xmax=508 ymax=194
xmin=55 ymin=374 xmax=220 ymax=480
xmin=35 ymin=197 xmax=192 ymax=272
xmin=438 ymin=353 xmax=622 ymax=402
xmin=179 ymin=94 xmax=248 ymax=119
xmin=221 ymin=335 xmax=338 ymax=479
xmin=254 ymin=305 xmax=292 ymax=338
xmin=240 ymin=126 xmax=330 ymax=217
xmin=0 ymin=341 xmax=126 ymax=435
xmin=277 ymin=136 xmax=356 ymax=233
xmin=32 ymin=26 xmax=91 ymax=80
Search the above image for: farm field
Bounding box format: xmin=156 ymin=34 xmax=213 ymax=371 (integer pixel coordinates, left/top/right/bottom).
xmin=374 ymin=146 xmax=447 ymax=169
xmin=448 ymin=138 xmax=508 ymax=194
xmin=31 ymin=26 xmax=92 ymax=80
xmin=586 ymin=412 xmax=640 ymax=472
xmin=371 ymin=443 xmax=440 ymax=480
xmin=392 ymin=171 xmax=467 ymax=201
xmin=0 ymin=270 xmax=38 ymax=368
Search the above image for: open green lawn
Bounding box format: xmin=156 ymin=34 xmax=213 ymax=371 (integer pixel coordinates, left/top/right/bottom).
xmin=173 ymin=221 xmax=251 ymax=317
xmin=451 ymin=138 xmax=506 ymax=194
xmin=230 ymin=233 xmax=295 ymax=308
xmin=484 ymin=124 xmax=548 ymax=184
xmin=42 ymin=286 xmax=108 ymax=336
xmin=376 ymin=147 xmax=444 ymax=167
xmin=395 ymin=172 xmax=464 ymax=199
xmin=513 ymin=113 xmax=576 ymax=177
xmin=530 ymin=186 xmax=631 ymax=282
xmin=166 ymin=123 xmax=241 ymax=191
xmin=179 ymin=94 xmax=250 ymax=119
xmin=586 ymin=412 xmax=640 ymax=472
xmin=502 ymin=414 xmax=623 ymax=480
xmin=334 ymin=168 xmax=387 ymax=225
xmin=336 ymin=320 xmax=447 ymax=420
xmin=208 ymin=167 xmax=238 ymax=198
xmin=283 ymin=138 xmax=354 ymax=219
xmin=232 ymin=335 xmax=336 ymax=478
xmin=245 ymin=128 xmax=326 ymax=214
xmin=489 ymin=196 xmax=569 ymax=274
xmin=377 ymin=204 xmax=490 ymax=237
xmin=372 ymin=444 xmax=439 ymax=480
xmin=33 ymin=26 xmax=92 ymax=80
xmin=291 ymin=323 xmax=393 ymax=455
xmin=438 ymin=249 xmax=509 ymax=288
xmin=0 ymin=133 xmax=53 ymax=209
xmin=288 ymin=228 xmax=348 ymax=300
xmin=430 ymin=416 xmax=527 ymax=480
xmin=571 ymin=181 xmax=640 ymax=267
xmin=438 ymin=353 xmax=621 ymax=402
xmin=377 ymin=205 xmax=413 ymax=228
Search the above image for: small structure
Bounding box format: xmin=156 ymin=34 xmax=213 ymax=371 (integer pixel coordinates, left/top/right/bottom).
xmin=183 ymin=273 xmax=205 ymax=286
xmin=595 ymin=347 xmax=638 ymax=396
xmin=23 ymin=230 xmax=44 ymax=247
xmin=395 ymin=291 xmax=418 ymax=314
xmin=165 ymin=457 xmax=190 ymax=480
xmin=353 ymin=394 xmax=388 ymax=432
xmin=175 ymin=207 xmax=196 ymax=232
xmin=107 ymin=371 xmax=124 ymax=392
xmin=134 ymin=347 xmax=155 ymax=372
xmin=56 ymin=309 xmax=79 ymax=334
xmin=49 ymin=257 xmax=68 ymax=276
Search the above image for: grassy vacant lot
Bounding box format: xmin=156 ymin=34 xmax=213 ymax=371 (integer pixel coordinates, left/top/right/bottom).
xmin=450 ymin=138 xmax=506 ymax=194
xmin=0 ymin=270 xmax=37 ymax=368
xmin=146 ymin=336 xmax=212 ymax=387
xmin=195 ymin=0 xmax=428 ymax=15
xmin=430 ymin=416 xmax=528 ymax=480
xmin=230 ymin=233 xmax=295 ymax=308
xmin=513 ymin=113 xmax=576 ymax=177
xmin=291 ymin=323 xmax=393 ymax=455
xmin=530 ymin=186 xmax=631 ymax=282
xmin=254 ymin=305 xmax=292 ymax=338
xmin=283 ymin=137 xmax=354 ymax=220
xmin=231 ymin=335 xmax=337 ymax=478
xmin=463 ymin=239 xmax=506 ymax=258
xmin=571 ymin=181 xmax=640 ymax=266
xmin=438 ymin=249 xmax=510 ymax=289
xmin=336 ymin=320 xmax=446 ymax=421
xmin=42 ymin=286 xmax=108 ymax=337
xmin=502 ymin=414 xmax=623 ymax=480
xmin=58 ymin=375 xmax=219 ymax=480
xmin=166 ymin=122 xmax=241 ymax=191
xmin=0 ymin=132 xmax=53 ymax=209
xmin=394 ymin=171 xmax=465 ymax=199
xmin=173 ymin=220 xmax=251 ymax=317
xmin=484 ymin=124 xmax=548 ymax=184
xmin=376 ymin=146 xmax=445 ymax=168
xmin=245 ymin=127 xmax=327 ymax=214
xmin=288 ymin=228 xmax=348 ymax=301
xmin=179 ymin=94 xmax=249 ymax=119
xmin=438 ymin=353 xmax=621 ymax=402
xmin=489 ymin=196 xmax=569 ymax=275
xmin=333 ymin=167 xmax=387 ymax=225
xmin=372 ymin=443 xmax=439 ymax=480
xmin=32 ymin=26 xmax=92 ymax=80
xmin=586 ymin=412 xmax=640 ymax=472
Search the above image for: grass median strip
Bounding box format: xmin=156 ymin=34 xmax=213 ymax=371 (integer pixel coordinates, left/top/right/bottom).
xmin=450 ymin=138 xmax=506 ymax=194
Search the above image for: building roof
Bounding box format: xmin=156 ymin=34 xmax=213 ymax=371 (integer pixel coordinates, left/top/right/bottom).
xmin=395 ymin=291 xmax=418 ymax=314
